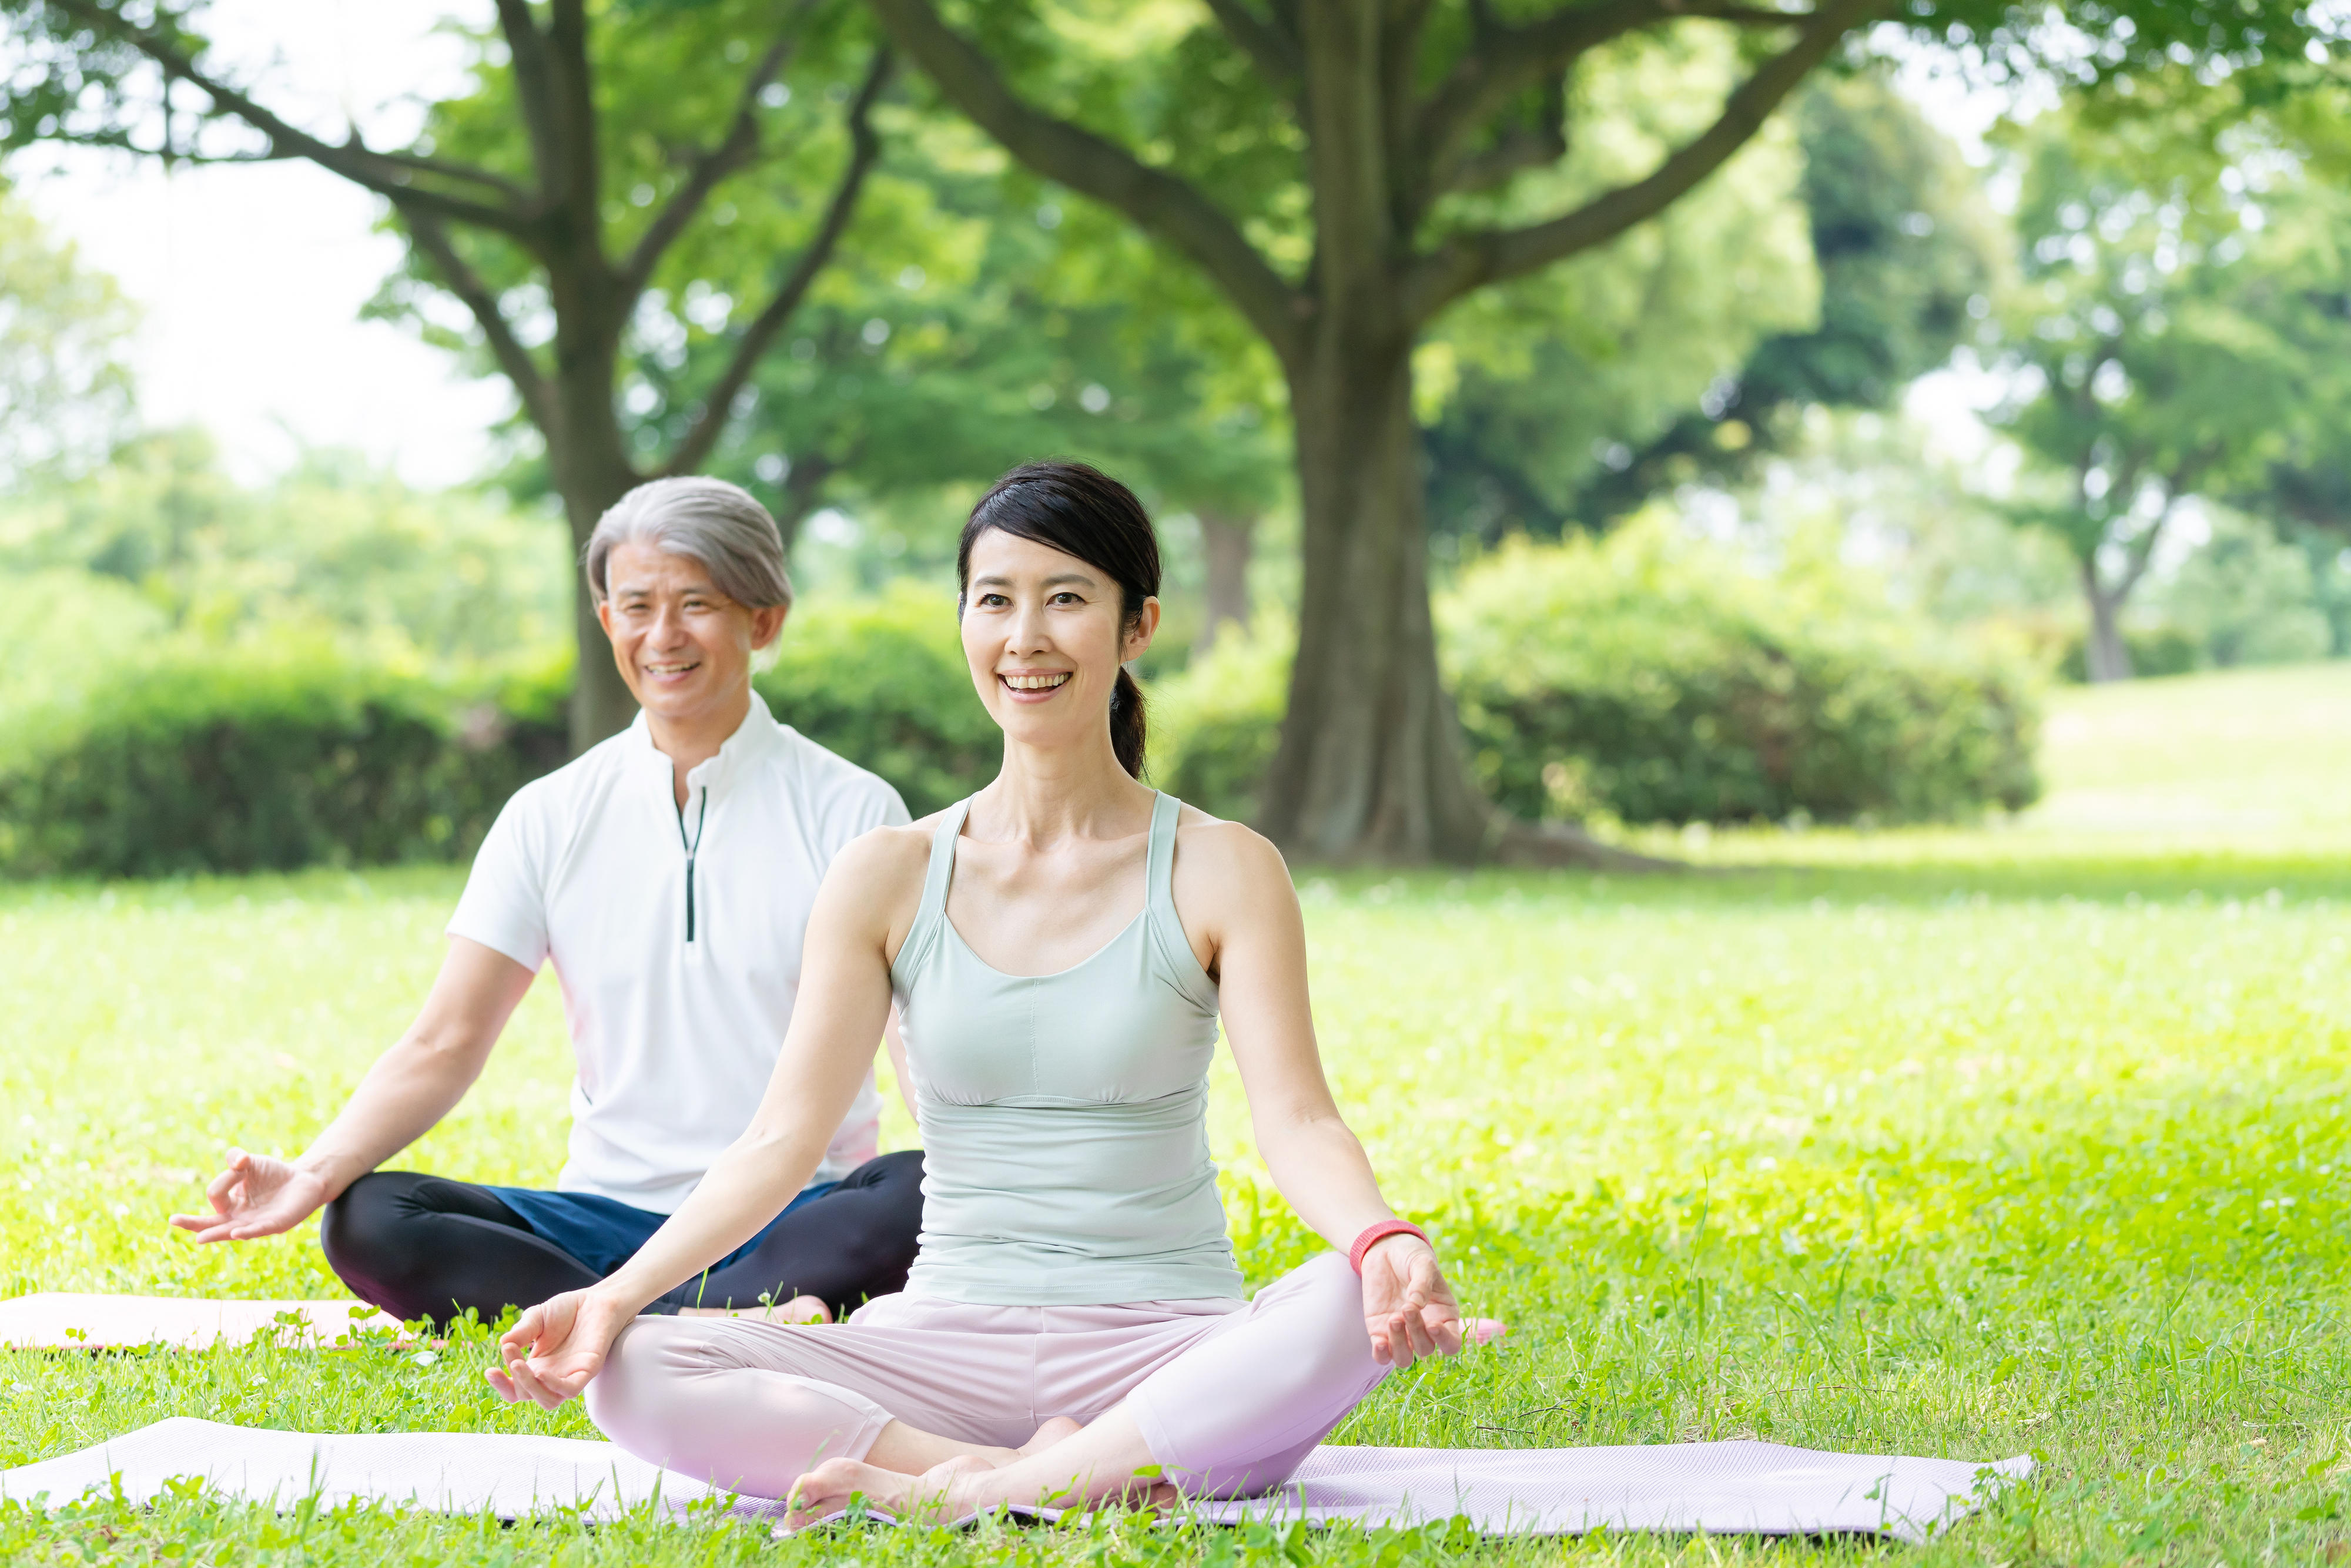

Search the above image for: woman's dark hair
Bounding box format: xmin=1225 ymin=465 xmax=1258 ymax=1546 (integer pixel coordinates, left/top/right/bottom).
xmin=958 ymin=461 xmax=1160 ymax=778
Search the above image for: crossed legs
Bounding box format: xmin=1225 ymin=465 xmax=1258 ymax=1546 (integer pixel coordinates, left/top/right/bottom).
xmin=587 ymin=1252 xmax=1385 ymax=1521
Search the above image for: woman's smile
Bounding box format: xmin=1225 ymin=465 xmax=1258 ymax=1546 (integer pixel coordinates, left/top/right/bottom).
xmin=999 ymin=670 xmax=1073 ymax=699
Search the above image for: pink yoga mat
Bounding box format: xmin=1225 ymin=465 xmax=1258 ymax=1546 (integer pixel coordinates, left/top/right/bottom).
xmin=0 ymin=1418 xmax=2032 ymax=1542
xmin=0 ymin=1294 xmax=401 ymax=1351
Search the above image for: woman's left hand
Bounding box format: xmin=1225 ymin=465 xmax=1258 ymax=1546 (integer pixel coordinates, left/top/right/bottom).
xmin=1359 ymin=1235 xmax=1466 ymax=1368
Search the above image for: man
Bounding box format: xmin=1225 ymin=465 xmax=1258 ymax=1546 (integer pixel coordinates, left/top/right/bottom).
xmin=172 ymin=477 xmax=922 ymax=1328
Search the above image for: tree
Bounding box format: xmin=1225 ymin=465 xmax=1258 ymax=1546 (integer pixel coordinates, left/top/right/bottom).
xmin=0 ymin=176 xmax=135 ymax=487
xmin=2 ymin=0 xmax=891 ymax=749
xmin=1992 ymin=106 xmax=2351 ymax=681
xmin=1550 ymin=70 xmax=2007 ymax=531
xmin=862 ymin=0 xmax=2315 ymax=862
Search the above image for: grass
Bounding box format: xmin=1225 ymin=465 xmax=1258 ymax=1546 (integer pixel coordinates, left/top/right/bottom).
xmin=4 ymin=662 xmax=2350 ymax=1564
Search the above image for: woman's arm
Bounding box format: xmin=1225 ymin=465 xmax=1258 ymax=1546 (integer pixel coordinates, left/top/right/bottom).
xmin=490 ymin=829 xmax=919 ymax=1406
xmin=1193 ymin=824 xmax=1466 ymax=1369
xmin=171 ymin=937 xmax=534 ymax=1241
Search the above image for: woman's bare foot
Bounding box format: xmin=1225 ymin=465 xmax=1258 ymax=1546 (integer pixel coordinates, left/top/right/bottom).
xmin=1466 ymin=1316 xmax=1508 ymax=1345
xmin=678 ymin=1294 xmax=831 ymax=1325
xmin=785 ymin=1454 xmax=973 ymax=1528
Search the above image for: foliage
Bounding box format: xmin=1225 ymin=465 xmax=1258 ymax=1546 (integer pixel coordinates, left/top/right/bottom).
xmin=754 ymin=581 xmax=999 ymax=817
xmin=0 ymin=641 xmax=559 ymax=880
xmin=2151 ymin=509 xmax=2337 ymax=668
xmin=2052 ymin=621 xmax=2201 ymax=682
xmin=1418 ymin=33 xmax=1819 ymax=545
xmin=1990 ymin=99 xmax=2351 ymax=675
xmin=0 ymin=177 xmax=136 ymax=488
xmin=1441 ymin=518 xmax=2043 ymax=825
xmin=1426 ymin=71 xmax=2007 ymax=542
xmin=0 ymin=431 xmax=573 ymax=669
xmin=1143 ymin=619 xmax=1294 ymax=822
xmin=5 ymin=672 xmax=2351 ymax=1562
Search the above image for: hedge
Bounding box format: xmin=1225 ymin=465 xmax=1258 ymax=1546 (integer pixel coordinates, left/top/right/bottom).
xmin=755 ymin=582 xmax=999 ymax=819
xmin=0 ymin=642 xmax=560 ymax=879
xmin=1150 ymin=525 xmax=2042 ymax=829
xmin=1441 ymin=524 xmax=2042 ymax=825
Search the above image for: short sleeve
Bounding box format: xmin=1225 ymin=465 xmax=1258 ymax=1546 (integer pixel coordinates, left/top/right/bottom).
xmin=821 ymin=767 xmax=911 ymax=865
xmin=446 ymin=789 xmax=552 ymax=971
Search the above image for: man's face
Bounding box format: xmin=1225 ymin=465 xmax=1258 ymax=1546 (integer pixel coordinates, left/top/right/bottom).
xmin=596 ymin=542 xmax=785 ymax=726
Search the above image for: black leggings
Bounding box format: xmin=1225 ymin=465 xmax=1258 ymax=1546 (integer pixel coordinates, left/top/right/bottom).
xmin=319 ymin=1151 xmax=925 ymax=1329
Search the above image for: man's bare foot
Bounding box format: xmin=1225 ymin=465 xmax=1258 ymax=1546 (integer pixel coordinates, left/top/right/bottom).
xmin=1017 ymin=1416 xmax=1083 ymax=1456
xmin=678 ymin=1295 xmax=831 ymax=1325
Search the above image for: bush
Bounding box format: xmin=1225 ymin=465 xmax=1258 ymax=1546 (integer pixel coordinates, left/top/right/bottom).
xmin=1441 ymin=520 xmax=2042 ymax=825
xmin=1144 ymin=622 xmax=1291 ymax=820
xmin=756 ymin=581 xmax=1000 ymax=817
xmin=0 ymin=641 xmax=547 ymax=879
xmin=2054 ymin=623 xmax=2201 ymax=683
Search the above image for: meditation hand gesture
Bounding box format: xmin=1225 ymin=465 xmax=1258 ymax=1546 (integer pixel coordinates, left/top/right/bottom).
xmin=1359 ymin=1232 xmax=1467 ymax=1368
xmin=169 ymin=1148 xmax=330 ymax=1242
xmin=487 ymin=1288 xmax=635 ymax=1408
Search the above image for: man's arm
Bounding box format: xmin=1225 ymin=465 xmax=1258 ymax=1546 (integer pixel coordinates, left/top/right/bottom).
xmin=170 ymin=937 xmax=537 ymax=1242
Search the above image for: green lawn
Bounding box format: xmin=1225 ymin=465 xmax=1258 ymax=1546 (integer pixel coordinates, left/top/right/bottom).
xmin=4 ymin=664 xmax=2349 ymax=1564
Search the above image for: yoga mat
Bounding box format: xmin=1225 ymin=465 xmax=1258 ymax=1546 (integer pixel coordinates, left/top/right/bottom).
xmin=0 ymin=1295 xmax=401 ymax=1351
xmin=0 ymin=1418 xmax=2030 ymax=1542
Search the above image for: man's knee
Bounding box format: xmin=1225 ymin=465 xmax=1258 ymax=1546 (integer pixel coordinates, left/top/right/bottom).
xmin=319 ymin=1171 xmax=420 ymax=1282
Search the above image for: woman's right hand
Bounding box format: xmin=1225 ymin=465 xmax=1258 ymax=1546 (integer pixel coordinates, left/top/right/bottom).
xmin=169 ymin=1149 xmax=331 ymax=1242
xmin=487 ymin=1287 xmax=636 ymax=1408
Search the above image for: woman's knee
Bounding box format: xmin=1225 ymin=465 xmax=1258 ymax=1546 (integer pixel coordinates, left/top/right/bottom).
xmin=582 ymin=1316 xmax=691 ymax=1446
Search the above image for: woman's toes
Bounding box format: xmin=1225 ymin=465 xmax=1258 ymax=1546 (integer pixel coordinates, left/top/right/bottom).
xmin=1017 ymin=1416 xmax=1083 ymax=1455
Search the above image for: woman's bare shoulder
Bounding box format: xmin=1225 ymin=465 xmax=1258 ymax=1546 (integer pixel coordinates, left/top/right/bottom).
xmin=828 ymin=819 xmax=938 ymax=890
xmin=1171 ymin=806 xmax=1292 ymax=894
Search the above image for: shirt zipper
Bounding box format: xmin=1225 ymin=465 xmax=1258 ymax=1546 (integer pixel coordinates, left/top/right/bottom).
xmin=678 ymin=784 xmax=709 ymax=944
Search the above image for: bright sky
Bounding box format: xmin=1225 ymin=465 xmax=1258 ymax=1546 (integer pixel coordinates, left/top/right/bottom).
xmin=14 ymin=2 xmax=501 ymax=487
xmin=12 ymin=8 xmax=2026 ymax=492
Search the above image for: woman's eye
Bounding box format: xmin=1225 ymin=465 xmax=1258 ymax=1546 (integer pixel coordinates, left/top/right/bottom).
xmin=1050 ymin=592 xmax=1082 ymax=605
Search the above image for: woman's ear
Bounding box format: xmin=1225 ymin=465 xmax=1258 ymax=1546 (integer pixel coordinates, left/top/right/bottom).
xmin=1124 ymin=597 xmax=1162 ymax=661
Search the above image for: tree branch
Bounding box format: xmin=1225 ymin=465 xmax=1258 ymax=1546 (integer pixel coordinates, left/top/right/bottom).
xmin=866 ymin=0 xmax=1306 ymax=366
xmin=1441 ymin=73 xmax=1568 ymax=194
xmin=1203 ymin=0 xmax=1302 ymax=86
xmin=1413 ymin=0 xmax=1665 ymax=206
xmin=48 ymin=0 xmax=537 ymax=237
xmin=491 ymin=0 xmax=565 ymax=196
xmin=658 ymin=52 xmax=892 ymax=478
xmin=621 ymin=0 xmax=821 ymax=300
xmin=398 ymin=209 xmax=557 ymax=435
xmin=1404 ymin=0 xmax=1880 ymax=322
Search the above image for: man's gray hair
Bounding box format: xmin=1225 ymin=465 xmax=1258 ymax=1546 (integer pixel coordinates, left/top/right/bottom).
xmin=584 ymin=477 xmax=793 ymax=609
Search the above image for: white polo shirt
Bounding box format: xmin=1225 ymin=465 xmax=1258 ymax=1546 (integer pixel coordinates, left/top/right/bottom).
xmin=448 ymin=692 xmax=910 ymax=1212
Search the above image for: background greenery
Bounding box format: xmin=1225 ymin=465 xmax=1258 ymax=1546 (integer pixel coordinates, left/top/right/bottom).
xmin=3 ymin=663 xmax=2347 ymax=1565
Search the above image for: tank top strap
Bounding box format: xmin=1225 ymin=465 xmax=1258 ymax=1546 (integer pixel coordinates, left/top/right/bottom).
xmin=1145 ymin=791 xmax=1180 ymax=914
xmin=921 ymin=798 xmax=973 ymax=922
xmin=895 ymin=798 xmax=971 ymax=986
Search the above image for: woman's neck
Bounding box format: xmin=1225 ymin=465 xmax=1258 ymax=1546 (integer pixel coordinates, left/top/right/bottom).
xmin=976 ymin=733 xmax=1154 ymax=843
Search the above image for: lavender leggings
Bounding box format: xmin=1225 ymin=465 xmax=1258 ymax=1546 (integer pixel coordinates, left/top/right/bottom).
xmin=586 ymin=1251 xmax=1385 ymax=1500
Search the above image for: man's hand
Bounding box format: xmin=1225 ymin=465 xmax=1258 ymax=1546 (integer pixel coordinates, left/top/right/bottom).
xmin=1360 ymin=1234 xmax=1467 ymax=1368
xmin=486 ymin=1288 xmax=635 ymax=1409
xmin=169 ymin=1149 xmax=331 ymax=1242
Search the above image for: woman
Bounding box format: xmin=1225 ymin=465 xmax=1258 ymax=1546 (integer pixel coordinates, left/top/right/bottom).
xmin=487 ymin=462 xmax=1476 ymax=1523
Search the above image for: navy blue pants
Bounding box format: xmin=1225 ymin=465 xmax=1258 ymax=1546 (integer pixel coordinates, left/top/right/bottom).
xmin=320 ymin=1151 xmax=924 ymax=1329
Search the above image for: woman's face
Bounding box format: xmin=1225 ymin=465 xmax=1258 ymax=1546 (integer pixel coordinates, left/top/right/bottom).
xmin=960 ymin=527 xmax=1158 ymax=755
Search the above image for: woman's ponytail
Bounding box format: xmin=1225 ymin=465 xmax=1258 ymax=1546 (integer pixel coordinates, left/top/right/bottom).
xmin=1110 ymin=666 xmax=1147 ymax=779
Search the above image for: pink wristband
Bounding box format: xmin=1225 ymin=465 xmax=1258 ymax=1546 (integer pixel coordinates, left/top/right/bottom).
xmin=1349 ymin=1219 xmax=1430 ymax=1274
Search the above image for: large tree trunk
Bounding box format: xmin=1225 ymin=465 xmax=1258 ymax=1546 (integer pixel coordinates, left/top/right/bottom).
xmin=1196 ymin=510 xmax=1255 ymax=649
xmin=2081 ymin=562 xmax=2134 ymax=683
xmin=1256 ymin=346 xmax=1496 ymax=862
xmin=546 ymin=319 xmax=644 ymax=750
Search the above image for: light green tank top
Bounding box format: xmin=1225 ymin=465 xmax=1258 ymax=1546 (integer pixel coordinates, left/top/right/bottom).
xmin=889 ymin=790 xmax=1244 ymax=1305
